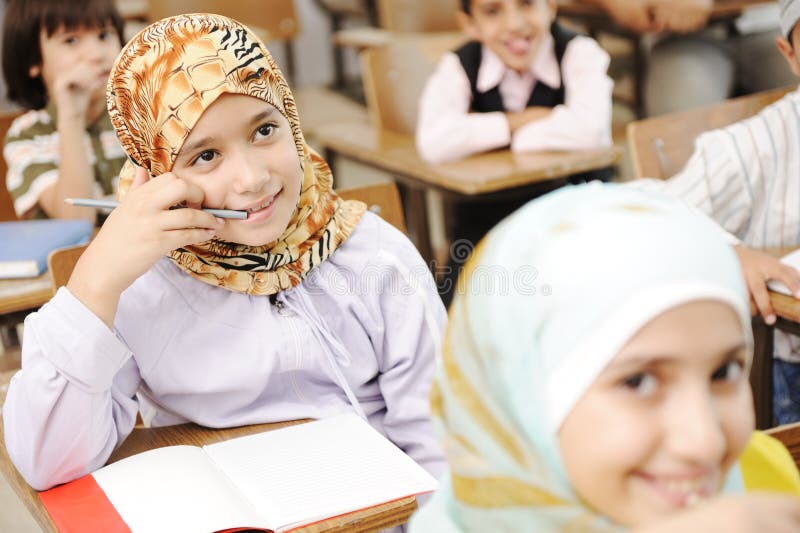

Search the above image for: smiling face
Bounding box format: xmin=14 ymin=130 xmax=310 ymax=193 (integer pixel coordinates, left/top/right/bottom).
xmin=172 ymin=93 xmax=303 ymax=246
xmin=557 ymin=300 xmax=753 ymax=528
xmin=458 ymin=0 xmax=556 ymax=73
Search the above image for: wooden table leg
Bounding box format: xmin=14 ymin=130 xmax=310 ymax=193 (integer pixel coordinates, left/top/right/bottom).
xmin=395 ymin=183 xmax=433 ymax=265
xmin=751 ymin=317 xmax=775 ymax=429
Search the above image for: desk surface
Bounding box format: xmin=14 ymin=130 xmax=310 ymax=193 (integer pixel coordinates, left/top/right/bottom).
xmin=0 ymin=371 xmax=417 ymax=533
xmin=317 ymin=121 xmax=619 ymax=195
xmin=557 ymin=0 xmax=773 ymax=21
xmin=0 ymin=275 xmax=51 ymax=316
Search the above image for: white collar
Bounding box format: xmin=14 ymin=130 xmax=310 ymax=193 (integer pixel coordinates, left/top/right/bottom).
xmin=476 ymin=32 xmax=561 ymax=93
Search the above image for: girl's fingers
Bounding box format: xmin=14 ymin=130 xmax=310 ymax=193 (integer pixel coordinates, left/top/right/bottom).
xmin=162 ymin=228 xmax=218 ymax=249
xmin=131 ymin=166 xmax=150 ymax=189
xmin=157 ymin=206 xmax=223 ymax=232
xmin=134 ymin=173 xmax=206 ymax=211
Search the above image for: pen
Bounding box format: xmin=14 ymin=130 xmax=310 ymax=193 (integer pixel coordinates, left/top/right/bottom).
xmin=64 ymin=198 xmax=248 ymax=220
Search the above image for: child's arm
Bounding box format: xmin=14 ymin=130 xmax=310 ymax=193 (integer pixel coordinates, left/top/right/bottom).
xmin=581 ymin=0 xmax=657 ymax=33
xmin=37 ymin=59 xmax=113 ymax=220
xmin=67 ymin=167 xmax=223 ymax=327
xmin=369 ymin=237 xmax=448 ymax=478
xmin=510 ymin=36 xmax=613 ymax=153
xmin=416 ymin=53 xmax=513 ymax=164
xmin=650 ymin=0 xmax=713 ymax=34
xmin=2 ymin=290 xmax=142 ymax=490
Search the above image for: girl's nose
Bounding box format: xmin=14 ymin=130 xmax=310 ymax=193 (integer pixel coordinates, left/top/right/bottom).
xmin=232 ymin=153 xmax=269 ymax=194
xmin=664 ymin=386 xmax=727 ymax=466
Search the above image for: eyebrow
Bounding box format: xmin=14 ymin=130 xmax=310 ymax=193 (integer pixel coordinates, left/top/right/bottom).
xmin=605 ymin=342 xmax=748 ymax=374
xmin=180 ymin=107 xmax=278 ymax=155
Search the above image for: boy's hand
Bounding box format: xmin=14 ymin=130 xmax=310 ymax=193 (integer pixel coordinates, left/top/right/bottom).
xmin=650 ymin=0 xmax=712 ymax=33
xmin=635 ymin=494 xmax=800 ymax=533
xmin=595 ymin=0 xmax=658 ymax=34
xmin=51 ymin=59 xmax=109 ymax=124
xmin=506 ymin=107 xmax=552 ymax=134
xmin=734 ymin=245 xmax=800 ymax=325
xmin=67 ymin=167 xmax=224 ymax=327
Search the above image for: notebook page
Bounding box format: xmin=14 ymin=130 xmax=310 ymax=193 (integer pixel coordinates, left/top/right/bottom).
xmin=203 ymin=413 xmax=438 ymax=530
xmin=92 ymin=445 xmax=269 ymax=532
xmin=768 ymin=248 xmax=800 ymax=296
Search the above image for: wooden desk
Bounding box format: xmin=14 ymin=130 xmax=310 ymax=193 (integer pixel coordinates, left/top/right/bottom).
xmin=317 ymin=121 xmax=619 ymax=260
xmin=0 ymin=275 xmax=51 ymax=316
xmin=0 ymin=371 xmax=417 ymax=533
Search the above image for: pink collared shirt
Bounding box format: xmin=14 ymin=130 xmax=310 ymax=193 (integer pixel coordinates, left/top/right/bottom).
xmin=416 ymin=33 xmax=613 ymax=164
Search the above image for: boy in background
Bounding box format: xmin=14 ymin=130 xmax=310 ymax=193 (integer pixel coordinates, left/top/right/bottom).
xmin=415 ymin=0 xmax=613 ymax=305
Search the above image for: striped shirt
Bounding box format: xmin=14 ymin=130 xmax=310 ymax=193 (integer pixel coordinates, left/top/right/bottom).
xmin=634 ymin=86 xmax=800 ymax=361
xmin=4 ymin=104 xmax=127 ymax=219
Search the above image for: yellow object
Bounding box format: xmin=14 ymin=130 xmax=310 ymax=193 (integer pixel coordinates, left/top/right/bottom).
xmin=740 ymin=431 xmax=800 ymax=496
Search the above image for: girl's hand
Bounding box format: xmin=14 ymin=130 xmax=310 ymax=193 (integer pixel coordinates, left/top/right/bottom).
xmin=636 ymin=494 xmax=800 ymax=533
xmin=651 ymin=0 xmax=712 ymax=34
xmin=67 ymin=167 xmax=224 ymax=327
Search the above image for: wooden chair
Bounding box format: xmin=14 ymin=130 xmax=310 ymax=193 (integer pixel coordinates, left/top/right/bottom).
xmin=0 ymin=110 xmax=23 ymax=222
xmin=337 ymin=182 xmax=406 ymax=234
xmin=627 ymin=86 xmax=794 ymax=179
xmin=360 ymin=33 xmax=466 ymax=135
xmin=766 ymin=422 xmax=800 ymax=470
xmin=47 ymin=244 xmax=88 ymax=292
xmin=376 ymin=0 xmax=459 ymax=32
xmin=146 ymin=0 xmax=299 ymax=79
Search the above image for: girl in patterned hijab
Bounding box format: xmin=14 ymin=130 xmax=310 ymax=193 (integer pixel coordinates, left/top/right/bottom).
xmin=409 ymin=183 xmax=800 ymax=532
xmin=4 ymin=13 xmax=447 ymax=492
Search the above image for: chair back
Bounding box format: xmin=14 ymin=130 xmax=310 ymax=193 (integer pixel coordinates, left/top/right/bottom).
xmin=766 ymin=422 xmax=800 ymax=470
xmin=627 ymin=86 xmax=793 ymax=179
xmin=147 ymin=0 xmax=299 ymax=42
xmin=360 ymin=33 xmax=466 ymax=134
xmin=376 ymin=0 xmax=459 ymax=31
xmin=47 ymin=244 xmax=89 ymax=291
xmin=0 ymin=110 xmax=23 ymax=221
xmin=337 ymin=182 xmax=406 ymax=233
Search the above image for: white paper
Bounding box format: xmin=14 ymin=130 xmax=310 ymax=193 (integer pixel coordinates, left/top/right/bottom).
xmin=204 ymin=413 xmax=438 ymax=531
xmin=92 ymin=445 xmax=268 ymax=533
xmin=768 ymin=248 xmax=800 ymax=296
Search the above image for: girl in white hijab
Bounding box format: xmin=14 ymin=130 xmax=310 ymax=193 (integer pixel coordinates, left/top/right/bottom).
xmin=410 ymin=183 xmax=800 ymax=532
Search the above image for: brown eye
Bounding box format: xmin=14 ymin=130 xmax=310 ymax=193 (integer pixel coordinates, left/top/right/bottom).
xmin=711 ymin=360 xmax=744 ymax=383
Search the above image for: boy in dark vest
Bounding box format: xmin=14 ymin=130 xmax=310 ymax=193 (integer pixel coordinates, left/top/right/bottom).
xmin=416 ymin=0 xmax=613 ymax=305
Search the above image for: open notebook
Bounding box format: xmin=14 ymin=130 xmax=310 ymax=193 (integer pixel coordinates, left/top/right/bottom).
xmin=39 ymin=413 xmax=437 ymax=533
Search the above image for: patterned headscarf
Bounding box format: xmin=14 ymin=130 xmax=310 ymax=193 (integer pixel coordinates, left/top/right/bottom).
xmin=107 ymin=13 xmax=365 ymax=295
xmin=410 ymin=183 xmax=753 ymax=532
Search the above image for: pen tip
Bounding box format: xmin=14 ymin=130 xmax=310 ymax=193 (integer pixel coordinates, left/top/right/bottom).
xmin=64 ymin=198 xmax=74 ymax=205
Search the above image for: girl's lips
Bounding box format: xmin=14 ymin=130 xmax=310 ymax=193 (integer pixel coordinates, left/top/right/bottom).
xmin=241 ymin=190 xmax=282 ymax=224
xmin=633 ymin=470 xmax=720 ymax=509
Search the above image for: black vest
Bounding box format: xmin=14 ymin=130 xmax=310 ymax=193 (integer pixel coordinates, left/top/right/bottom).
xmin=454 ymin=22 xmax=578 ymax=113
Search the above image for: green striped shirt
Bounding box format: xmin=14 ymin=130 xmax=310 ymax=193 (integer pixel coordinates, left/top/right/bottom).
xmin=4 ymin=104 xmax=126 ymax=219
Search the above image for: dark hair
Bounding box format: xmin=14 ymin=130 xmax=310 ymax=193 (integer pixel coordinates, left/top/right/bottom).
xmin=2 ymin=0 xmax=125 ymax=110
xmin=460 ymin=0 xmax=471 ymax=14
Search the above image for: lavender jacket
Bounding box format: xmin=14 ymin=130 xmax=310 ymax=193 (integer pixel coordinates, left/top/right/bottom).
xmin=3 ymin=212 xmax=447 ymax=490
